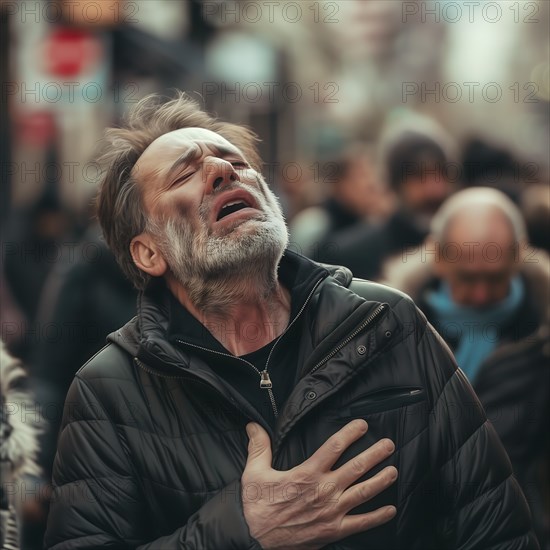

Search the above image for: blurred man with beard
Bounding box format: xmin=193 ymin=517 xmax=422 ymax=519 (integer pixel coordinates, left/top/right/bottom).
xmin=44 ymin=93 xmax=537 ymax=550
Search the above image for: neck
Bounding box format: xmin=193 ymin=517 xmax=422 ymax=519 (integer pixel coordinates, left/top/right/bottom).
xmin=167 ymin=269 xmax=291 ymax=356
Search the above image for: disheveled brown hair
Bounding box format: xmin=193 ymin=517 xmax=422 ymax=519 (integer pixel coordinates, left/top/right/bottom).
xmin=96 ymin=91 xmax=262 ymax=290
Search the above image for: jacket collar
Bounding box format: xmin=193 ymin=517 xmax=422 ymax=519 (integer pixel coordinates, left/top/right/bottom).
xmin=166 ymin=250 xmax=330 ymax=352
xmin=108 ymin=250 xmax=335 ymax=370
xmin=108 ymin=251 xmax=402 ymax=444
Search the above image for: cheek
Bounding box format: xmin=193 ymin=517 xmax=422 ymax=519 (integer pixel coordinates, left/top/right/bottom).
xmin=167 ymin=195 xmax=204 ymax=227
xmin=254 ymin=180 xmax=278 ymax=210
xmin=403 ymin=180 xmax=424 ymax=205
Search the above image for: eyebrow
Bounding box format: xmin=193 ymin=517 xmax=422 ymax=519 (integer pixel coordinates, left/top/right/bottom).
xmin=165 ymin=142 xmax=243 ymax=182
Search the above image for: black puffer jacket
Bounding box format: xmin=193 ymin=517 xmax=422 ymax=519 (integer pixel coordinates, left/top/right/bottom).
xmin=385 ymin=253 xmax=550 ymax=548
xmin=44 ymin=252 xmax=538 ymax=550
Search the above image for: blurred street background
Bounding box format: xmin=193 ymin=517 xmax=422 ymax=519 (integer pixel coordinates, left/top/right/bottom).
xmin=0 ymin=1 xmax=549 ymax=548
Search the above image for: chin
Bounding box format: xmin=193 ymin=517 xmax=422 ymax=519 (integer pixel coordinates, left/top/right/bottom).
xmin=205 ymin=221 xmax=287 ymax=273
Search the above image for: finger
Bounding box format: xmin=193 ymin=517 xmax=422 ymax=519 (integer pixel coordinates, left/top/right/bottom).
xmin=338 ymin=505 xmax=397 ymax=539
xmin=304 ymin=419 xmax=369 ymax=472
xmin=337 ymin=466 xmax=398 ymax=513
xmin=335 ymin=438 xmax=395 ymax=488
xmin=244 ymin=422 xmax=273 ymax=471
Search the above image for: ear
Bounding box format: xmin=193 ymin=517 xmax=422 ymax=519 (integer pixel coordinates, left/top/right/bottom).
xmin=427 ymin=236 xmax=446 ymax=278
xmin=130 ymin=233 xmax=168 ymax=278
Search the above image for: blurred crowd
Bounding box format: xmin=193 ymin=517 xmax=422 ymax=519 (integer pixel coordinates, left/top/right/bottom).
xmin=1 ymin=1 xmax=549 ymax=548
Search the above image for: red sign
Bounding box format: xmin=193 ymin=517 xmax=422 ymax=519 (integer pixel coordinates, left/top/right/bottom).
xmin=17 ymin=111 xmax=57 ymax=147
xmin=43 ymin=28 xmax=101 ymax=78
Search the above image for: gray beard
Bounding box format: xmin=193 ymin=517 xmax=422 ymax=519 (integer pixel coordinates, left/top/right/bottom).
xmin=149 ymin=181 xmax=289 ymax=313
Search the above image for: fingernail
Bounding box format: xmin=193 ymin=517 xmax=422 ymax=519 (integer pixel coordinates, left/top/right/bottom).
xmin=387 ymin=506 xmax=397 ymax=518
xmin=389 ymin=467 xmax=398 ymax=480
xmin=384 ymin=439 xmax=395 ymax=453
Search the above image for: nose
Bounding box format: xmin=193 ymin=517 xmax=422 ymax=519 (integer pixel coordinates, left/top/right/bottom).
xmin=204 ymin=157 xmax=240 ymax=192
xmin=426 ymin=174 xmax=448 ymax=199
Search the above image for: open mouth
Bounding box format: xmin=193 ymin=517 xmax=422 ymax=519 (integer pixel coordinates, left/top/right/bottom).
xmin=216 ymin=199 xmax=252 ymax=221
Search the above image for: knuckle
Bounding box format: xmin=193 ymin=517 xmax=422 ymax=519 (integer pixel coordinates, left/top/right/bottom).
xmin=320 ymin=481 xmax=339 ymax=503
xmin=319 ymin=518 xmax=340 ymax=539
xmin=361 ymin=515 xmax=376 ymax=530
xmin=289 ymin=467 xmax=315 ymax=485
xmin=248 ymin=439 xmax=263 ymax=454
xmin=356 ymin=483 xmax=373 ymax=502
xmin=350 ymin=457 xmax=365 ymax=475
xmin=329 ymin=436 xmax=345 ymax=454
xmin=372 ymin=439 xmax=390 ymax=455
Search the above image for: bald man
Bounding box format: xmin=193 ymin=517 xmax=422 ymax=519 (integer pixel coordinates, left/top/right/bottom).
xmin=387 ymin=187 xmax=550 ymax=548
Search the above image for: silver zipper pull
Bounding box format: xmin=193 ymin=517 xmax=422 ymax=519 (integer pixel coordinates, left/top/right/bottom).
xmin=260 ymin=370 xmax=272 ymax=389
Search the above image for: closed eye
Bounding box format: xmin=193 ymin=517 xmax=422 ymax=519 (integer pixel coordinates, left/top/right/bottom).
xmin=171 ymin=171 xmax=195 ymax=186
xmin=230 ymin=161 xmax=249 ymax=168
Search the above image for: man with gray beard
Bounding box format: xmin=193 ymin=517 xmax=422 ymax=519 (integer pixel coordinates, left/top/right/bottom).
xmin=44 ymin=93 xmax=537 ymax=550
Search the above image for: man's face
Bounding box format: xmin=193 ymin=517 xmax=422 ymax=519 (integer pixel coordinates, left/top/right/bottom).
xmin=401 ymin=170 xmax=451 ymax=223
xmin=436 ymin=211 xmax=517 ymax=308
xmin=132 ymin=128 xmax=288 ymax=283
xmin=338 ymin=155 xmax=385 ymax=218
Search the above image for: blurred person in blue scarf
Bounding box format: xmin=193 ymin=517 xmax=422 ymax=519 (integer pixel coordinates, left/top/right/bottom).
xmin=386 ymin=187 xmax=550 ymax=549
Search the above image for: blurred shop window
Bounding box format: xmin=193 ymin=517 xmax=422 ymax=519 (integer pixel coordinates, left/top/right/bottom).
xmin=127 ymin=0 xmax=189 ymax=40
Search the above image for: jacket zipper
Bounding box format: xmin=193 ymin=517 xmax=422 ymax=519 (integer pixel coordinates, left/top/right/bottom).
xmin=344 ymin=387 xmax=425 ymax=417
xmin=176 ymin=276 xmax=326 ymax=419
xmin=308 ymin=303 xmax=387 ymax=376
xmin=172 ymin=342 xmax=281 ymax=418
xmin=272 ymin=302 xmax=390 ymax=461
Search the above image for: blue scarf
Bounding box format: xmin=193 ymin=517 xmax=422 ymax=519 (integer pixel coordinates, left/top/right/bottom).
xmin=425 ymin=277 xmax=524 ymax=383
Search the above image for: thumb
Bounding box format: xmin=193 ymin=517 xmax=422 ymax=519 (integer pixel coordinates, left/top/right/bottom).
xmin=244 ymin=422 xmax=272 ymax=469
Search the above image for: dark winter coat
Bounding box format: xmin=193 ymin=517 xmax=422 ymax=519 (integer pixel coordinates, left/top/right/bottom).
xmin=44 ymin=252 xmax=538 ymax=550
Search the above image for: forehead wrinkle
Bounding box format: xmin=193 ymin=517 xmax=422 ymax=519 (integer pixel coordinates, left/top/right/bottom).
xmin=165 ymin=141 xmax=243 ymax=182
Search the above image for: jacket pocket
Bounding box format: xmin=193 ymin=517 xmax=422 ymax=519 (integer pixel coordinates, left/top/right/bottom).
xmin=340 ymin=386 xmax=426 ymax=417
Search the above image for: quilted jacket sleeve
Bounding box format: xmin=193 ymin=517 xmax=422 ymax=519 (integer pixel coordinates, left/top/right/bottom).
xmin=43 ymin=375 xmax=261 ymax=550
xmin=407 ymin=301 xmax=540 ymax=550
